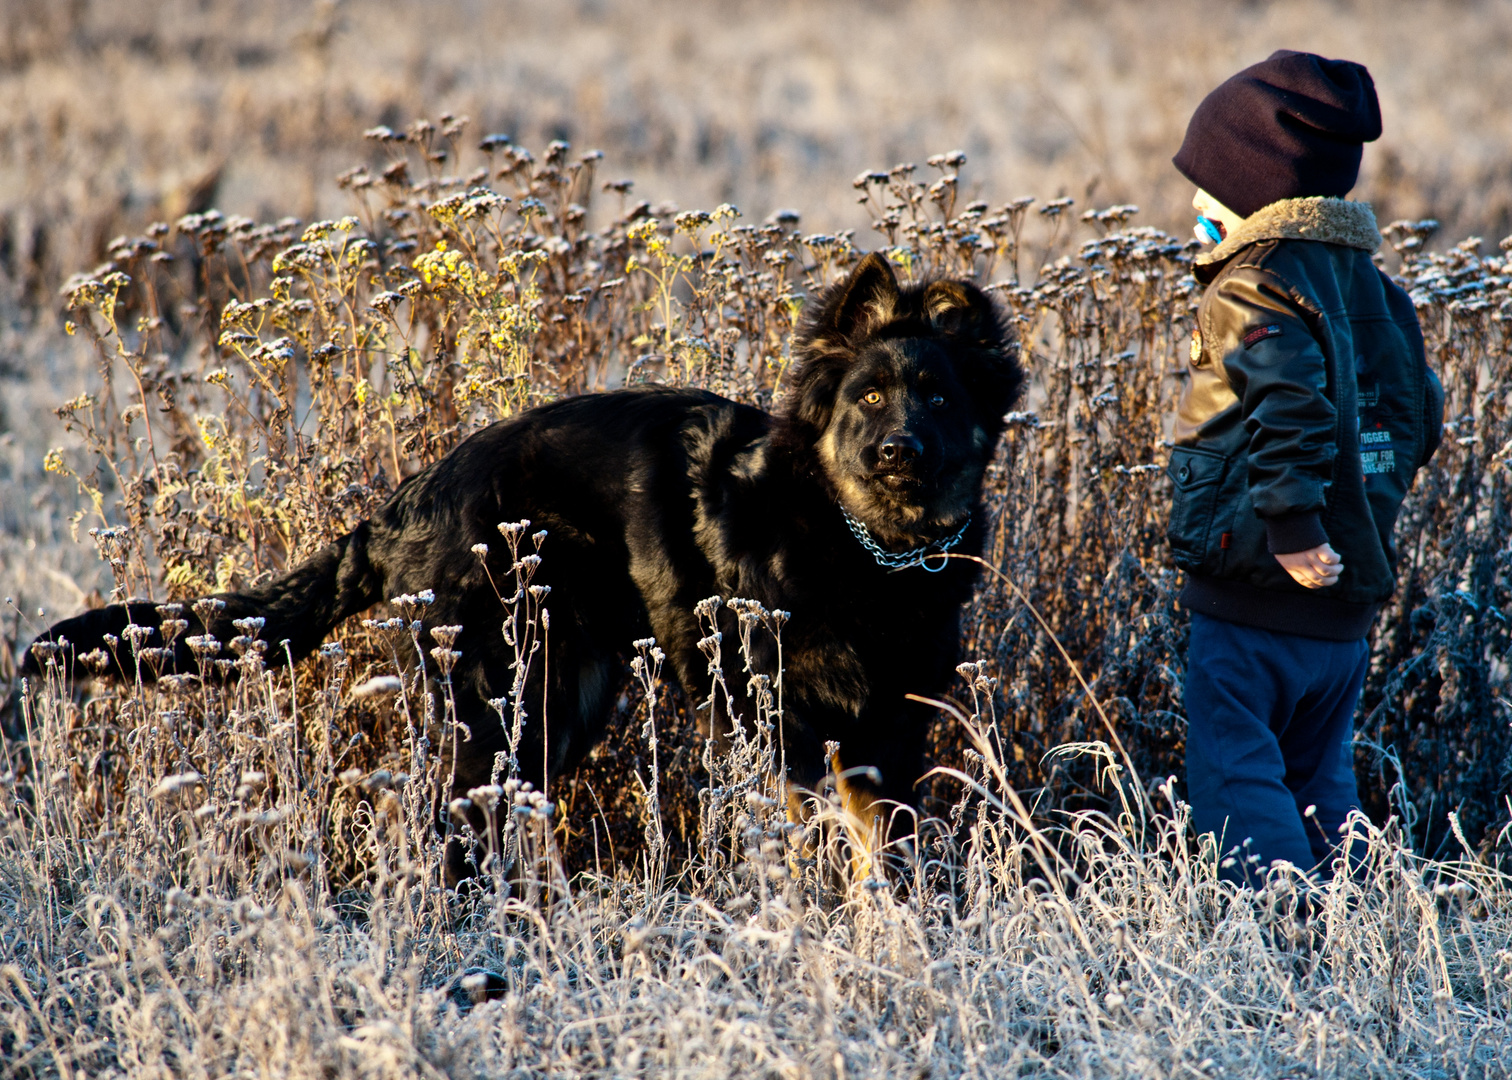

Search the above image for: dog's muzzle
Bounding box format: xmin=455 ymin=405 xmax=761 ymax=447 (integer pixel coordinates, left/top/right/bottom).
xmin=874 ymin=432 xmax=927 ymax=491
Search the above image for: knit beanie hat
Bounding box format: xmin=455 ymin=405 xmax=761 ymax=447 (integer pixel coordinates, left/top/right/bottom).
xmin=1173 ymin=50 xmax=1382 ymax=219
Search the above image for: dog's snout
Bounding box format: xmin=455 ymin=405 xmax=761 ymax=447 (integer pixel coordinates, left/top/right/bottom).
xmin=877 ymin=432 xmax=923 ymax=466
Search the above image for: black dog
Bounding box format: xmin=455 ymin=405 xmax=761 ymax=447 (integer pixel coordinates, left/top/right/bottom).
xmin=24 ymin=253 xmax=1022 ymax=870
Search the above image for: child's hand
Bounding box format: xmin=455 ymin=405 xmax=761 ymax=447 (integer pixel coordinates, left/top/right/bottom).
xmin=1274 ymin=542 xmax=1343 ymax=588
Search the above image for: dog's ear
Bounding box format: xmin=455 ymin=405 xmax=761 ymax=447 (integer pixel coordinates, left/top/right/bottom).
xmin=924 ymin=280 xmax=1024 ymax=417
xmin=822 ymin=252 xmax=901 ymax=343
xmin=781 ymin=253 xmax=903 ymax=439
xmin=923 ymin=280 xmax=997 ymax=341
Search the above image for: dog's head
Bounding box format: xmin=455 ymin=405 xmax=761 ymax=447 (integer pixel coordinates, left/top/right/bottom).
xmin=778 ymin=253 xmax=1023 ymax=548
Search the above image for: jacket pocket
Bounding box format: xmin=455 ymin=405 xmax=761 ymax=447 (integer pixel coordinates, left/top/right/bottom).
xmin=1166 ymin=445 xmax=1230 ymax=571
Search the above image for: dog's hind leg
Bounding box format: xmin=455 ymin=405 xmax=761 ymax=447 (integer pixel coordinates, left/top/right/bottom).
xmin=790 ymin=747 xmax=919 ymax=891
xmin=435 ymin=610 xmax=621 ymax=885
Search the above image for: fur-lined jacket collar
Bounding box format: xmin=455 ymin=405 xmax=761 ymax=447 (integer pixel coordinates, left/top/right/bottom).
xmin=1195 ymin=196 xmax=1381 ymax=270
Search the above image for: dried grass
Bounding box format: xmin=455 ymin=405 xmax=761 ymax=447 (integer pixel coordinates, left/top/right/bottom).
xmin=2 ymin=4 xmax=1512 ymax=1076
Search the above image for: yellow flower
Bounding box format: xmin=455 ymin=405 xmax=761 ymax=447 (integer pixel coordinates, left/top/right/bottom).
xmin=887 ymin=246 xmax=915 ymax=275
xmin=196 ymin=414 xmax=228 ymax=451
xmin=626 ymin=219 xmax=660 ymax=244
xmin=43 ymin=448 xmax=67 ymax=474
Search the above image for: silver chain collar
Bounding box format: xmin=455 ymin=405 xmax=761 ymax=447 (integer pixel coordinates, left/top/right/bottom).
xmin=840 ymin=507 xmax=970 ymax=573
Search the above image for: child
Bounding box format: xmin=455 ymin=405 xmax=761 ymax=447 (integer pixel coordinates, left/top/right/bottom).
xmin=1167 ymin=50 xmax=1444 ymax=884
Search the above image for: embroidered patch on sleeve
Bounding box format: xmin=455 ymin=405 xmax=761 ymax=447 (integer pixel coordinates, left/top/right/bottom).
xmin=1243 ymin=323 xmax=1284 ymax=348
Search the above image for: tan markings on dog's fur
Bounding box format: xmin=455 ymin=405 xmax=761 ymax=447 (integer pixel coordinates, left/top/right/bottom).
xmin=781 ymin=750 xmax=890 ymax=886
xmin=862 ymin=293 xmax=897 ymax=336
xmin=818 ymin=408 xmax=989 ymax=541
xmin=805 ymin=338 xmax=855 ymax=366
xmin=828 ymin=748 xmax=892 ymax=883
xmin=818 ymin=424 xmax=926 ymax=529
xmin=924 ymin=281 xmax=971 ymax=327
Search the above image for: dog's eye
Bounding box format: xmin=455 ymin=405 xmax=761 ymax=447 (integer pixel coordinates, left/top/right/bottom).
xmin=861 ymin=390 xmax=883 ymax=406
xmin=929 ymin=393 xmax=947 ymax=407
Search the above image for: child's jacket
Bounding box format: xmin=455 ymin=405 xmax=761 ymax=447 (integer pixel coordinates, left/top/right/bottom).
xmin=1168 ymin=196 xmax=1444 ymax=641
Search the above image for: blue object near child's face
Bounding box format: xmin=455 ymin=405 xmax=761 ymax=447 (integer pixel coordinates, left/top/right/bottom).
xmin=1197 ymin=215 xmax=1226 ymax=245
xmin=1191 ymin=189 xmax=1242 ymax=244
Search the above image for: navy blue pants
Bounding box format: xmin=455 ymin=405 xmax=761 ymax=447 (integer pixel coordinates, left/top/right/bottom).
xmin=1184 ymin=613 xmax=1369 ymax=885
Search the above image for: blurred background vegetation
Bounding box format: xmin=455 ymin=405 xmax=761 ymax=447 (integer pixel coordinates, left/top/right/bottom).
xmin=3 ymin=0 xmax=1511 ymax=331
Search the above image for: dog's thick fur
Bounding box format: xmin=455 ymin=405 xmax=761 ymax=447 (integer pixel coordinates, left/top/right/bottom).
xmin=24 ymin=253 xmax=1022 ymax=869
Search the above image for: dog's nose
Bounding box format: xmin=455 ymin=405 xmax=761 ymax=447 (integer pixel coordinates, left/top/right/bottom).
xmin=877 ymin=432 xmax=922 ymax=466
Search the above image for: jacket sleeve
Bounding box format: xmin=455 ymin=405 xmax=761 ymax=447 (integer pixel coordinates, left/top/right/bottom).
xmin=1422 ymin=364 xmax=1445 ymax=466
xmin=1208 ymin=265 xmax=1336 ymax=554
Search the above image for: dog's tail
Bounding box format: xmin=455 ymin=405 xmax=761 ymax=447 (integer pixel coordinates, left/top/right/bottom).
xmin=20 ymin=522 xmax=383 ymax=680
